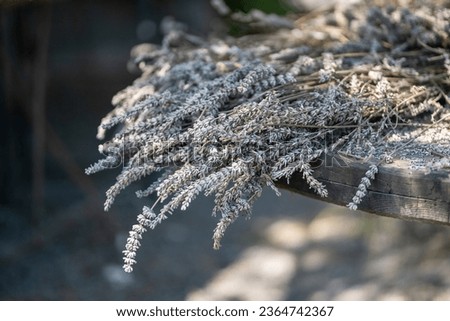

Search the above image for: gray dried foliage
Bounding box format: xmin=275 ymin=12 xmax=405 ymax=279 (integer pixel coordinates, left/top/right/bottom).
xmin=86 ymin=0 xmax=450 ymax=272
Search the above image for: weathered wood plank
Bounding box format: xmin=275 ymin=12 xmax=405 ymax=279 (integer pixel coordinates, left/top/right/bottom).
xmin=276 ymin=154 xmax=450 ymax=225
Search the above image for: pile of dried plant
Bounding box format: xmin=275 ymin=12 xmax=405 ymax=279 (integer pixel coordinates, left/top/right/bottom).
xmin=86 ymin=0 xmax=450 ymax=272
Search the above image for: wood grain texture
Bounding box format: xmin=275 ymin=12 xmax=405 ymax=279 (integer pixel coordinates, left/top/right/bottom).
xmin=276 ymin=154 xmax=450 ymax=225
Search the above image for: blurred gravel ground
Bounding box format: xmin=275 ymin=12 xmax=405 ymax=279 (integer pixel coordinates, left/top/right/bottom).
xmin=2 ymin=184 xmax=450 ymax=300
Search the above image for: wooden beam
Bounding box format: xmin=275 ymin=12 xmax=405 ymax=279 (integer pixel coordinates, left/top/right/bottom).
xmin=276 ymin=154 xmax=450 ymax=225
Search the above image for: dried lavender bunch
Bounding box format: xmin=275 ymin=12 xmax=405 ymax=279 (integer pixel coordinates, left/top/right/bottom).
xmin=87 ymin=0 xmax=450 ymax=272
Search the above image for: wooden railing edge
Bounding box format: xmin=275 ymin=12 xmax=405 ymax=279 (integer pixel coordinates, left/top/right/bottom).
xmin=276 ymin=153 xmax=450 ymax=226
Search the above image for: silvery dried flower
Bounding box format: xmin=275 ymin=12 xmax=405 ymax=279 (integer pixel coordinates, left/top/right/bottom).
xmin=347 ymin=164 xmax=378 ymax=211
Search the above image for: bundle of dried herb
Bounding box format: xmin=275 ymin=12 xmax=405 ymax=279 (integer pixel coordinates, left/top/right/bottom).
xmin=86 ymin=0 xmax=450 ymax=272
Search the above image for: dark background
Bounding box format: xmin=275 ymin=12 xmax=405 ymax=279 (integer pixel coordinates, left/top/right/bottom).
xmin=1 ymin=0 xmax=450 ymax=300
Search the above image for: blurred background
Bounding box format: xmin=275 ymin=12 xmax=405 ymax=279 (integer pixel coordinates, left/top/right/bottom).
xmin=1 ymin=0 xmax=450 ymax=300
